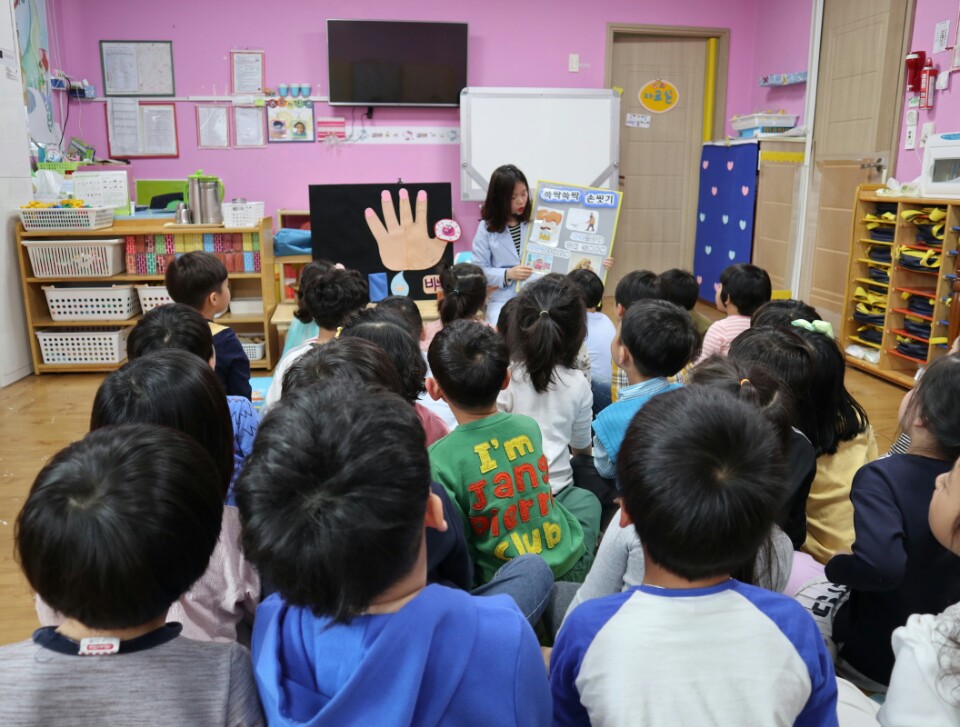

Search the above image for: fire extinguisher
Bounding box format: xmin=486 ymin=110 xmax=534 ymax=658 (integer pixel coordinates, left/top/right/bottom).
xmin=919 ymin=58 xmax=937 ymax=110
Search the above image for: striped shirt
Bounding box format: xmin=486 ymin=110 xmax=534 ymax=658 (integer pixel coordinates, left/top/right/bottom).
xmin=508 ymin=224 xmax=523 ymax=256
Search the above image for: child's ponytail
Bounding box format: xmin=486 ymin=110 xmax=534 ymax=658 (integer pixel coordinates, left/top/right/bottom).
xmin=509 ymin=274 xmax=586 ymax=393
xmin=438 ymin=263 xmax=487 ymax=325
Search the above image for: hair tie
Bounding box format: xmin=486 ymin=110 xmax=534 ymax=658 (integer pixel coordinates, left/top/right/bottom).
xmin=335 ymin=326 xmax=343 ymax=339
xmin=452 ymin=288 xmax=461 ymax=296
xmin=791 ymin=319 xmax=835 ymax=338
xmin=739 ymin=378 xmax=750 ymax=387
xmin=539 ymin=310 xmax=550 ymax=318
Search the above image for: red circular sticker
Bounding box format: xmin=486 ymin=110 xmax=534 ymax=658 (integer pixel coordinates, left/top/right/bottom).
xmin=434 ymin=219 xmax=461 ymax=243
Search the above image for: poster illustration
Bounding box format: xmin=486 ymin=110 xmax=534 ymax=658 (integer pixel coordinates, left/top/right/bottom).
xmin=267 ymin=98 xmax=315 ymax=143
xmin=14 ymin=0 xmax=58 ymax=143
xmin=519 ymin=181 xmax=623 ymax=288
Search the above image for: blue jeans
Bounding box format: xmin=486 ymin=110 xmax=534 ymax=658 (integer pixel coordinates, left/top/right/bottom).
xmin=472 ymin=554 xmax=554 ymax=626
xmin=591 ymin=379 xmax=612 ymax=417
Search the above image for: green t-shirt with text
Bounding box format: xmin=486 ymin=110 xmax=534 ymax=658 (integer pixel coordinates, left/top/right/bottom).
xmin=429 ymin=412 xmax=586 ymax=584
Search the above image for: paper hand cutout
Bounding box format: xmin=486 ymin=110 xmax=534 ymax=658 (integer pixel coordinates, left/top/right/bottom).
xmin=365 ymin=189 xmax=451 ymax=272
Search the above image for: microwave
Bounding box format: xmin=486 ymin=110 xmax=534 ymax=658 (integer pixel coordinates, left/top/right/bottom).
xmin=921 ymin=132 xmax=960 ymax=198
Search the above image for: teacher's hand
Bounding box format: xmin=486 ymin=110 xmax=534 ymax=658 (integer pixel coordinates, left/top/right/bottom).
xmin=506 ymin=265 xmax=533 ymax=282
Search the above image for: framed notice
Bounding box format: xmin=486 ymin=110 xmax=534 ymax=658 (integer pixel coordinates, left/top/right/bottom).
xmin=197 ymin=105 xmax=230 ymax=149
xmin=100 ymin=41 xmax=174 ymax=96
xmin=231 ymin=50 xmax=264 ymax=95
xmin=233 ymin=106 xmax=265 ymax=148
xmin=518 ymin=181 xmax=622 ymax=289
xmin=106 ymin=100 xmax=179 ymax=158
xmin=266 ymin=99 xmax=315 ymax=143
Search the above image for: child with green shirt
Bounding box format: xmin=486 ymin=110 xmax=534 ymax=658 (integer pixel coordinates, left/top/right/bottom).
xmin=427 ymin=320 xmax=592 ymax=583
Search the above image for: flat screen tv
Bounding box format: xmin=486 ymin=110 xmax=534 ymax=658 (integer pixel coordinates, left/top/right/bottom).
xmin=327 ymin=20 xmax=467 ymax=107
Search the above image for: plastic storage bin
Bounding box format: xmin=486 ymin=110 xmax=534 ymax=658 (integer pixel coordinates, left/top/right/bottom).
xmin=239 ymin=337 xmax=265 ymax=361
xmin=19 ymin=206 xmax=114 ymax=231
xmin=222 ymin=202 xmax=264 ymax=228
xmin=135 ymin=285 xmax=173 ymax=313
xmin=42 ymin=285 xmax=140 ymax=321
xmin=230 ymin=297 xmax=264 ymax=316
xmin=35 ymin=327 xmax=130 ymax=365
xmin=23 ymin=238 xmax=125 ymax=278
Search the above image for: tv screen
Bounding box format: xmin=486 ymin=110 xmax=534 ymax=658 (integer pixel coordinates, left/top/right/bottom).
xmin=327 ymin=20 xmax=467 ymax=107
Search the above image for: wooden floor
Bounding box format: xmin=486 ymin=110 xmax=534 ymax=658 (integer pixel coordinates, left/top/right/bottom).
xmin=0 ymin=352 xmax=907 ymax=646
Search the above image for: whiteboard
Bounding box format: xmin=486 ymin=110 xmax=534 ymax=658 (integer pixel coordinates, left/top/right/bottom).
xmin=460 ymin=87 xmax=620 ymax=201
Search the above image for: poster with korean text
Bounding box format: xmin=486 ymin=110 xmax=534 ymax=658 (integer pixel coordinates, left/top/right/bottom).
xmin=519 ymin=181 xmax=622 ymax=288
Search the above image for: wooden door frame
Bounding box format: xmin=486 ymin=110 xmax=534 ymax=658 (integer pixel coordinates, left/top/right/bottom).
xmin=604 ymin=24 xmax=730 ymax=140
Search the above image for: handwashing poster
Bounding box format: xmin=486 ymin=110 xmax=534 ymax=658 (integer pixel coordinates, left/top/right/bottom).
xmin=519 ymin=181 xmax=623 ymax=288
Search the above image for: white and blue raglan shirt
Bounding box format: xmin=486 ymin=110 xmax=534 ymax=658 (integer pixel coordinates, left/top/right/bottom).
xmin=551 ymin=580 xmax=838 ymax=727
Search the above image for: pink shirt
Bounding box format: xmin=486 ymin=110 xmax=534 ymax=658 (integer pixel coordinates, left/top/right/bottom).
xmin=416 ymin=402 xmax=450 ymax=446
xmin=696 ymin=314 xmax=752 ymax=364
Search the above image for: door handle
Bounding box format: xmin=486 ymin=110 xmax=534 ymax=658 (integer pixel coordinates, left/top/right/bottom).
xmin=859 ymin=158 xmax=886 ymax=174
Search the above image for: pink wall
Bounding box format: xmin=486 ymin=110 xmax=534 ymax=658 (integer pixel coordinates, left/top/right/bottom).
xmin=748 ymin=0 xmax=812 ymax=125
xmin=895 ymin=0 xmax=960 ymax=181
xmin=50 ymin=0 xmax=775 ymax=243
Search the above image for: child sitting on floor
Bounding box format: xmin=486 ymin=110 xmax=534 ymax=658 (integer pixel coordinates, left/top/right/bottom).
xmin=165 ymin=251 xmax=251 ymax=400
xmin=422 ymin=262 xmax=489 ymax=352
xmin=609 ymin=269 xmax=661 ymax=402
xmin=568 ymin=268 xmax=617 ymax=416
xmin=551 ymin=387 xmax=837 ymax=726
xmin=2 ymin=425 xmax=262 ymax=724
xmin=658 ymin=268 xmax=713 ymax=339
xmin=126 ymin=303 xmax=258 ymax=503
xmin=696 ymin=262 xmax=771 ymax=364
xmin=236 ymin=382 xmax=551 ymax=725
xmin=428 ymin=320 xmax=591 ymax=583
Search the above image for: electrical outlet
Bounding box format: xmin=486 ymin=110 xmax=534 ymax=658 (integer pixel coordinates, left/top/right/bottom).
xmin=568 ymin=53 xmax=580 ymax=73
xmin=921 ymin=121 xmax=935 ymax=147
xmin=905 ymin=125 xmax=917 ymax=150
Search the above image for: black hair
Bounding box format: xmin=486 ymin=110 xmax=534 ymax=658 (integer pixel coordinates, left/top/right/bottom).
xmin=164 ymin=251 xmax=228 ymax=311
xmin=235 ymin=382 xmax=430 ymax=623
xmin=792 ymin=328 xmax=869 ymax=456
xmin=17 ymin=425 xmax=223 ymax=630
xmin=480 ymin=164 xmax=531 ymax=233
xmin=617 ymin=387 xmax=785 ymax=581
xmin=282 ymin=337 xmax=402 ymax=397
xmin=620 ymin=300 xmax=700 ymax=378
xmin=428 ymin=319 xmax=509 ymax=410
xmin=728 ymin=326 xmax=815 ymax=440
xmin=302 ymin=267 xmax=369 ymax=331
xmin=377 ymin=295 xmax=425 ymax=338
xmin=294 ymin=260 xmax=336 ymax=324
xmin=688 ymin=354 xmax=794 ymax=448
xmin=718 ymin=263 xmax=772 ymax=316
xmin=751 ymin=298 xmax=821 ymax=328
xmin=907 ymin=353 xmax=960 ymax=460
xmin=658 ymin=268 xmax=699 ymax=311
xmin=509 ymin=273 xmax=586 ymax=393
xmin=90 ymin=350 xmax=234 ymax=498
xmin=614 ymin=269 xmax=661 ymax=310
xmin=438 ymin=263 xmax=487 ymax=325
xmin=127 ymin=303 xmax=214 ymax=362
xmin=340 ymin=308 xmax=427 ymax=403
xmin=496 ymin=297 xmax=518 ymax=343
xmin=568 ymin=268 xmax=605 ymax=310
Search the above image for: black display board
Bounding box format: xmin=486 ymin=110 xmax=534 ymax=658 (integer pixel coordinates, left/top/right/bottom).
xmin=309 ymin=182 xmax=453 ymax=301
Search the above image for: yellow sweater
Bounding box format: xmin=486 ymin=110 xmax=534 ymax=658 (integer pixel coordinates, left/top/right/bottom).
xmin=802 ymin=427 xmax=879 ymax=565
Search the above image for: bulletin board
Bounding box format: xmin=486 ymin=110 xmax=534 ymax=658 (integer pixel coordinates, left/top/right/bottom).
xmin=100 ymin=41 xmax=175 ymax=96
xmin=460 ymin=87 xmax=621 ymax=201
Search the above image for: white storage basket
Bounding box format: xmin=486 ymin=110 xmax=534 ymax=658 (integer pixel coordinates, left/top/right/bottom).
xmin=23 ymin=238 xmax=125 ymax=278
xmin=19 ymin=206 xmax=114 ymax=231
xmin=222 ymin=202 xmax=264 ymax=228
xmin=135 ymin=285 xmax=173 ymax=313
xmin=230 ymin=297 xmax=264 ymax=316
xmin=43 ymin=285 xmax=140 ymax=321
xmin=239 ymin=337 xmax=265 ymax=361
xmin=35 ymin=327 xmax=130 ymax=365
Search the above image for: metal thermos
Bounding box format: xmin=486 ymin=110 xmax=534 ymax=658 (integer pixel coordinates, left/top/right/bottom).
xmin=199 ymin=181 xmax=223 ymax=224
xmin=187 ymin=177 xmax=203 ymax=225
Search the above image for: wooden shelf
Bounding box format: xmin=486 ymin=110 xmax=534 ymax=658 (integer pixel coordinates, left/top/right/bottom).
xmin=890 ymin=307 xmax=934 ymax=322
xmin=16 ymin=218 xmax=279 ymax=375
xmin=886 ymin=348 xmax=928 ymax=365
xmin=845 ymin=357 xmax=915 ymax=389
xmin=859 ymin=238 xmax=893 ymax=246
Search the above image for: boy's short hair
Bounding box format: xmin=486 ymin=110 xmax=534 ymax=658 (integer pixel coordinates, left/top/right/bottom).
xmin=165 ymin=252 xmax=228 ymax=311
xmin=568 ymin=268 xmax=605 ymax=309
xmin=718 ymin=263 xmax=772 ymax=316
xmin=235 ymin=381 xmax=430 ymax=622
xmin=614 ymin=270 xmax=661 ymax=309
xmin=750 ymin=299 xmax=821 ymax=328
xmin=17 ymin=424 xmax=223 ymax=630
xmin=620 ymin=300 xmax=700 ymax=378
xmin=658 ymin=269 xmax=699 ymax=311
xmin=281 ymin=337 xmax=402 ymax=397
xmin=428 ymin=319 xmax=509 ymax=410
xmin=303 ymin=267 xmax=370 ymax=330
xmin=127 ymin=303 xmax=214 ymax=362
xmin=377 ymin=295 xmax=424 ymax=338
xmin=617 ymin=387 xmax=785 ymax=581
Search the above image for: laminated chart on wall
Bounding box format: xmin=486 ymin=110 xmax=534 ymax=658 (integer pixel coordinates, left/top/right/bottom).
xmin=692 ymin=143 xmax=759 ymax=301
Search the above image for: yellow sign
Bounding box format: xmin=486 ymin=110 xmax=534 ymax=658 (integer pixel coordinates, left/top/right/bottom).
xmin=639 ymin=80 xmax=679 ymax=114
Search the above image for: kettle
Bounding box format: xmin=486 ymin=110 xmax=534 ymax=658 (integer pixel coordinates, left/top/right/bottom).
xmin=186 ymin=170 xmax=225 ymax=225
